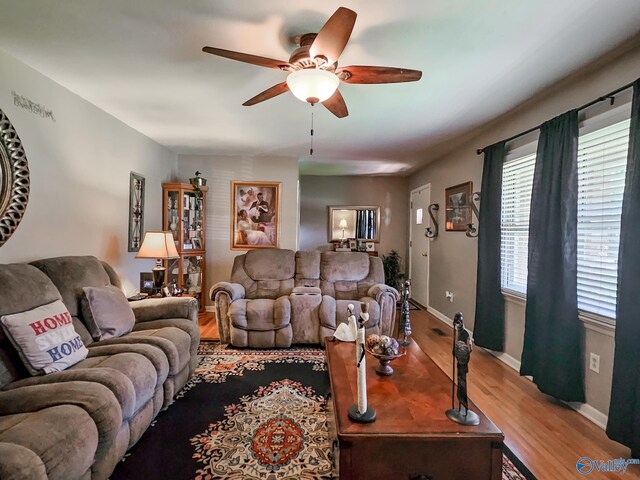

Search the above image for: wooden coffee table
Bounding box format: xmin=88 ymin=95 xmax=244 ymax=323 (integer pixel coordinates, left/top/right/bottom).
xmin=325 ymin=339 xmax=504 ymax=480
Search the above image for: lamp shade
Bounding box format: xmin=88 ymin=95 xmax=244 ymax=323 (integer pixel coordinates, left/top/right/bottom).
xmin=338 ymin=219 xmax=348 ymax=229
xmin=136 ymin=231 xmax=179 ymax=259
xmin=286 ymin=69 xmax=340 ymax=104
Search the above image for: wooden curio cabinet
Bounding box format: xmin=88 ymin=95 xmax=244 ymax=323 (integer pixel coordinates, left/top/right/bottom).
xmin=162 ymin=183 xmax=208 ymax=312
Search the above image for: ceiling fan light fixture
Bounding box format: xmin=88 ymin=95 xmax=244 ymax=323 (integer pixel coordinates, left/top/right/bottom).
xmin=286 ymin=69 xmax=339 ymax=104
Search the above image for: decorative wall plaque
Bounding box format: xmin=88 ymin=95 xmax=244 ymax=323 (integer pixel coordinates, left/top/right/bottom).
xmin=128 ymin=172 xmax=145 ymax=252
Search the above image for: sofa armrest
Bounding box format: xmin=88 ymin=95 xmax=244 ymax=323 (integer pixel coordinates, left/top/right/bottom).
xmin=368 ymin=284 xmax=399 ymax=336
xmin=130 ymin=296 xmax=198 ymax=324
xmin=368 ymin=283 xmax=399 ymax=303
xmin=209 ymin=282 xmax=245 ymax=302
xmin=209 ymin=282 xmax=245 ymax=343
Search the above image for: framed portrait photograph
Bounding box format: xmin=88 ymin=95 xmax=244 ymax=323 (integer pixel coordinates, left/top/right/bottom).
xmin=231 ymin=181 xmax=281 ymax=250
xmin=445 ymin=181 xmax=473 ymax=231
xmin=348 ymin=238 xmax=357 ymax=250
xmin=192 ymin=237 xmax=202 ymax=250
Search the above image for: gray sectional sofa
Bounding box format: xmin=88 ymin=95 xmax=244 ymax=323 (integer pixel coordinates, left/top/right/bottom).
xmin=211 ymin=249 xmax=398 ymax=348
xmin=0 ymin=256 xmax=200 ymax=480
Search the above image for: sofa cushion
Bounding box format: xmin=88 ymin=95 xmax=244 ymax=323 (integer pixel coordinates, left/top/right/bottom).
xmin=229 ymin=298 xmax=291 ymax=331
xmin=295 ymin=251 xmax=321 ymax=280
xmin=0 ymin=300 xmax=88 ymax=375
xmin=0 ymin=264 xmax=64 ymax=388
xmin=320 ymin=252 xmax=370 ymax=282
xmin=243 ymin=249 xmax=296 ymax=280
xmin=81 ymin=285 xmax=135 ymax=340
xmin=30 ymin=256 xmax=111 ymax=318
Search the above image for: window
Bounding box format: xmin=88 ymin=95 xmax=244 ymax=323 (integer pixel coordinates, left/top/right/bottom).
xmin=500 ymin=152 xmax=536 ymax=294
xmin=499 ymin=118 xmax=630 ymax=321
xmin=577 ymin=119 xmax=630 ymax=319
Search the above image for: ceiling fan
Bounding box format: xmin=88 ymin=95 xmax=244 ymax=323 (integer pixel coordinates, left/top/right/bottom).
xmin=202 ymin=7 xmax=422 ymax=118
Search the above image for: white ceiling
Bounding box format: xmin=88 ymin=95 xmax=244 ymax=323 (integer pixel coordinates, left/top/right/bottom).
xmin=1 ymin=1 xmax=640 ymax=175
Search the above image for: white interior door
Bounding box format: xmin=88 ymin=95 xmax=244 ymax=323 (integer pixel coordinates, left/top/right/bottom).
xmin=409 ymin=185 xmax=431 ymax=308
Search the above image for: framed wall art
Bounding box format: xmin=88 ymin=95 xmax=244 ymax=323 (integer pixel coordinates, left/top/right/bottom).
xmin=128 ymin=172 xmax=145 ymax=252
xmin=445 ymin=181 xmax=472 ymax=231
xmin=230 ymin=181 xmax=281 ymax=250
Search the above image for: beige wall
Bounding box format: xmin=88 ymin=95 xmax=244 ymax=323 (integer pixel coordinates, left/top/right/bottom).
xmin=177 ymin=155 xmax=299 ymax=303
xmin=409 ymin=41 xmax=640 ymax=420
xmin=0 ymin=49 xmax=177 ymax=293
xmin=299 ymin=175 xmax=409 ymax=264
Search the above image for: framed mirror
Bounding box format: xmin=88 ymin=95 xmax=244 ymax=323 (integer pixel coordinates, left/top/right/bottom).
xmin=328 ymin=205 xmax=380 ymax=242
xmin=0 ymin=108 xmax=30 ymax=247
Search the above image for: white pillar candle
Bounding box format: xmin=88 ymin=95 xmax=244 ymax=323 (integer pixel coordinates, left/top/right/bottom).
xmin=356 ymin=321 xmax=367 ymax=415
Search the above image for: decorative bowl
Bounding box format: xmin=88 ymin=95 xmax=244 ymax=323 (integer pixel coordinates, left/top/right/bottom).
xmin=365 ymin=346 xmax=406 ymax=376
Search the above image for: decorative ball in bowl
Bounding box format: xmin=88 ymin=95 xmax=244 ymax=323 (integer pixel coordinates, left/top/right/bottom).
xmin=365 ymin=334 xmax=406 ymax=376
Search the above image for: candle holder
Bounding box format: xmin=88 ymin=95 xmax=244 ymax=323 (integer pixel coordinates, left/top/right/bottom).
xmin=347 ymin=303 xmax=376 ymax=423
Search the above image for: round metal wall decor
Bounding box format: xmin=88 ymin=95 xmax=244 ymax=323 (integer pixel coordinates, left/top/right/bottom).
xmin=0 ymin=108 xmax=30 ymax=247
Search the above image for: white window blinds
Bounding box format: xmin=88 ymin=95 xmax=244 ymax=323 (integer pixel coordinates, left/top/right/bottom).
xmin=500 ymin=152 xmax=536 ymax=294
xmin=577 ymin=119 xmax=630 ymax=319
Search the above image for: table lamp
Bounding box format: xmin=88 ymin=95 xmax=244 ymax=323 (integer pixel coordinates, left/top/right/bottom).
xmin=136 ymin=231 xmax=179 ymax=293
xmin=338 ymin=218 xmax=348 ymax=239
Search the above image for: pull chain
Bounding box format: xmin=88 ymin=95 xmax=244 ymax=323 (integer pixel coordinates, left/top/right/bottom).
xmin=309 ymin=106 xmax=314 ymax=155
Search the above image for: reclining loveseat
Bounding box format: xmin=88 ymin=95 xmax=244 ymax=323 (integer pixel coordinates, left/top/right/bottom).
xmin=210 ymin=249 xmax=398 ymax=348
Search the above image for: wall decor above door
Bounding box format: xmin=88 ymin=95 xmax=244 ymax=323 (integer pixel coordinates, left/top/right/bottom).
xmin=0 ymin=107 xmax=30 ymax=247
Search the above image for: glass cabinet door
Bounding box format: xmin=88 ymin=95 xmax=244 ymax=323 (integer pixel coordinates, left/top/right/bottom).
xmin=166 ymin=190 xmax=180 ymax=245
xmin=164 ymin=255 xmax=204 ymax=310
xmin=182 ymin=191 xmax=204 ymax=251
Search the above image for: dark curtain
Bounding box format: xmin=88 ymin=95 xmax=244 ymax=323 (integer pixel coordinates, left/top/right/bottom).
xmin=607 ymin=78 xmax=640 ymax=454
xmin=355 ymin=209 xmax=376 ymax=239
xmin=520 ymin=110 xmax=585 ymax=402
xmin=474 ymin=142 xmax=506 ymax=351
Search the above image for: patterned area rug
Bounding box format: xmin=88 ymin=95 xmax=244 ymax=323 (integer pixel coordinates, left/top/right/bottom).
xmin=111 ymin=342 xmax=535 ymax=480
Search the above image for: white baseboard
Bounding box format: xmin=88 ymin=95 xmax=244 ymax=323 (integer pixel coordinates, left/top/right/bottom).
xmin=567 ymin=402 xmax=608 ymax=430
xmin=426 ymin=306 xmax=453 ymax=328
xmin=487 ymin=349 xmax=522 ymax=373
xmin=425 ymin=304 xmax=608 ymax=430
xmin=205 ymin=306 xmax=215 ymax=313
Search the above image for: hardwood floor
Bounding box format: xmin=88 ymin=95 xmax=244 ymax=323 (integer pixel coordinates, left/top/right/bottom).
xmin=198 ymin=311 xmax=219 ymax=340
xmin=410 ymin=309 xmax=639 ymax=480
xmin=196 ymin=308 xmax=638 ymax=479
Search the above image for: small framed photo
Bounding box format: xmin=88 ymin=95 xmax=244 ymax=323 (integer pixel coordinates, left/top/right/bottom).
xmin=445 ymin=181 xmax=473 ymax=231
xmin=161 ymin=286 xmax=171 ymax=297
xmin=348 ymin=238 xmax=357 ymax=250
xmin=365 ymin=242 xmax=375 ymax=252
xmin=192 ymin=237 xmax=202 ymax=249
xmin=140 ymin=272 xmax=155 ymax=294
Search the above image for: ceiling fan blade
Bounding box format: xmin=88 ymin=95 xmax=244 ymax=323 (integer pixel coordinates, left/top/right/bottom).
xmin=203 ymin=46 xmax=291 ymax=70
xmin=337 ymin=66 xmax=422 ymax=84
xmin=322 ymin=90 xmax=349 ymax=118
xmin=243 ymin=82 xmax=289 ymax=106
xmin=309 ymin=7 xmax=357 ymax=65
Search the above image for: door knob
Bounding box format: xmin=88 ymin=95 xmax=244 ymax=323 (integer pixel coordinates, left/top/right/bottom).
xmin=421 ymin=252 xmax=428 ymax=257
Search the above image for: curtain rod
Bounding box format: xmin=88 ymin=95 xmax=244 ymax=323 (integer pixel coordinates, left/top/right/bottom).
xmin=476 ymin=80 xmax=636 ymax=155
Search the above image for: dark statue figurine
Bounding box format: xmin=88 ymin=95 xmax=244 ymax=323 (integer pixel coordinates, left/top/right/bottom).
xmin=446 ymin=312 xmax=480 ymax=426
xmin=453 ymin=313 xmax=471 ymax=412
xmin=397 ymin=280 xmax=412 ymax=346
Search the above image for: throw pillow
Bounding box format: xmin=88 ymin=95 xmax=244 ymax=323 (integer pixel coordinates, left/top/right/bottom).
xmin=0 ymin=299 xmax=88 ymax=375
xmin=81 ymin=285 xmax=135 ymax=340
